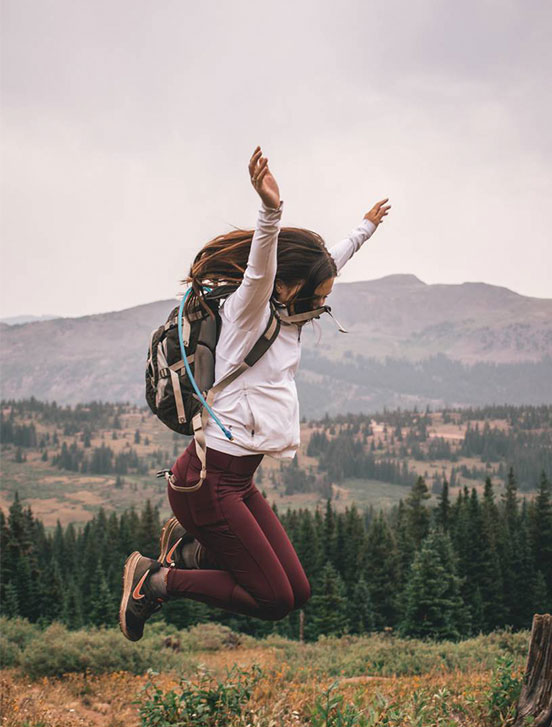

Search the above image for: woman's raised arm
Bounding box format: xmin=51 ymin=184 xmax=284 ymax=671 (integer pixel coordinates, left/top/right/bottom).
xmin=329 ymin=198 xmax=391 ymax=273
xmin=223 ymin=147 xmax=283 ymax=328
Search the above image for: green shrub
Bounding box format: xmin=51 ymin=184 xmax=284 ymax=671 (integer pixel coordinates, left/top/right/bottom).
xmin=0 ymin=634 xmax=21 ymax=667
xmin=0 ymin=615 xmax=41 ymax=650
xmin=307 ymin=680 xmax=377 ymax=726
xmin=18 ymin=622 xmax=186 ymax=678
xmin=270 ymin=630 xmax=530 ymax=678
xmin=177 ymin=622 xmax=257 ymax=652
xmin=136 ymin=664 xmax=263 ymax=726
xmin=484 ymin=655 xmax=523 ymax=726
xmin=1 ymin=616 xmax=530 ymax=688
xmin=6 ymin=618 xmax=260 ymax=679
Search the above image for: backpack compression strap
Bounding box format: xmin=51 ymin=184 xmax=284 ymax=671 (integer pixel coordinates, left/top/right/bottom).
xmin=169 ymin=303 xmax=281 ymax=493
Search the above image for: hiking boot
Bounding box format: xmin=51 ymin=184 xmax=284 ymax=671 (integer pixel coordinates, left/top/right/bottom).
xmin=158 ymin=516 xmax=201 ymax=569
xmin=119 ymin=552 xmax=165 ymax=642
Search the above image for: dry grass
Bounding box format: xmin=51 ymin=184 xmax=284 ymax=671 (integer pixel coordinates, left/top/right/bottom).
xmin=0 ymin=649 xmax=523 ymax=727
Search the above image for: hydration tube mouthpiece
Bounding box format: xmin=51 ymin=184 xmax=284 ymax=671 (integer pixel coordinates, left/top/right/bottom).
xmin=326 ymin=308 xmax=348 ymax=334
xmin=178 ymin=288 xmax=234 ymax=440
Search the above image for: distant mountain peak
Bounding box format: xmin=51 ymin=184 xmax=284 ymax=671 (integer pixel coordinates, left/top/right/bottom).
xmin=458 ymin=281 xmax=522 ymax=297
xmin=373 ymin=274 xmax=427 ymax=286
xmin=0 ymin=314 xmax=60 ymax=326
xmin=338 ymin=274 xmax=427 ymax=290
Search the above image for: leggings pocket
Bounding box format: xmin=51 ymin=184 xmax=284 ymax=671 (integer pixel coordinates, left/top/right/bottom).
xmin=178 ymin=462 xmax=226 ymax=528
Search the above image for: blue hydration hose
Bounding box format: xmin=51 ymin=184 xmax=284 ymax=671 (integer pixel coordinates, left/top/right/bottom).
xmin=177 ymin=288 xmax=234 ymax=441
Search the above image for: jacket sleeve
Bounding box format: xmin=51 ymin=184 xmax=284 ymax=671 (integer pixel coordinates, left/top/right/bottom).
xmin=329 ymin=218 xmax=377 ymax=273
xmin=222 ymin=200 xmax=283 ymax=328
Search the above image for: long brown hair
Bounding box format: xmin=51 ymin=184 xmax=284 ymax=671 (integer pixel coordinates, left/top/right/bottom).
xmin=183 ymin=227 xmax=337 ymax=316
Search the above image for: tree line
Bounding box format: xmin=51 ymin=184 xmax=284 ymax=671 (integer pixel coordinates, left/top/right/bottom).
xmin=305 ymin=407 xmax=552 ymax=491
xmin=3 ymin=399 xmax=551 ymax=491
xmin=1 ymin=467 xmax=550 ymax=642
xmin=1 ymin=398 xmax=128 ymax=431
xmin=312 ymin=403 xmax=551 ymax=430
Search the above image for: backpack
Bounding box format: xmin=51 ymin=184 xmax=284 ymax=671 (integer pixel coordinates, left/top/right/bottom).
xmin=145 ymin=286 xmax=280 ymax=492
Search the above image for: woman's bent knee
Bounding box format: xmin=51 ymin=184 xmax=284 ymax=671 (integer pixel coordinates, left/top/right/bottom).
xmin=261 ymin=592 xmax=295 ymax=621
xmin=263 ymin=605 xmax=292 ymax=621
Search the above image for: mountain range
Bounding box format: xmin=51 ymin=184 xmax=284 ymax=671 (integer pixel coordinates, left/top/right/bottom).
xmin=2 ymin=275 xmax=551 ymax=417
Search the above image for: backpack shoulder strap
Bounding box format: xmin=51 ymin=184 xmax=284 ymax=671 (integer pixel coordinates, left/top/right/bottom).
xmin=208 ymin=301 xmax=280 ymax=397
xmin=173 ymin=302 xmax=281 ymax=494
xmin=244 ymin=302 xmax=280 ymax=366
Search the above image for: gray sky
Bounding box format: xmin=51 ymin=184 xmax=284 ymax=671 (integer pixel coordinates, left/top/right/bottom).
xmin=1 ymin=0 xmax=551 ymax=318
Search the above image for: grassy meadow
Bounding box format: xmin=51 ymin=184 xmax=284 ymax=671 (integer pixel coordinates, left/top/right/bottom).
xmin=0 ymin=618 xmax=530 ymax=727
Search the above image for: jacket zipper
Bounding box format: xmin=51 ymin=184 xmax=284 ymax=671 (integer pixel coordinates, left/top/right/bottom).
xmin=243 ymin=390 xmax=256 ymax=437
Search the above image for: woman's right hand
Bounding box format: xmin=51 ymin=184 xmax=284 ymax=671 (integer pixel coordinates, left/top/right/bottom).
xmin=364 ymin=198 xmax=391 ymax=227
xmin=248 ymin=146 xmax=281 ymax=210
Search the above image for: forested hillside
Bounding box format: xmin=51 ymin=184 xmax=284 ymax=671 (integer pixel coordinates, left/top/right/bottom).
xmin=1 ymin=400 xmax=551 ymax=529
xmin=2 ymin=467 xmax=551 ymax=642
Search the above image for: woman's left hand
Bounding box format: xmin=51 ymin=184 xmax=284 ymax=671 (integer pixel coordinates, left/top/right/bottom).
xmin=364 ymin=199 xmax=391 ymax=227
xmin=248 ymin=146 xmax=281 ymax=210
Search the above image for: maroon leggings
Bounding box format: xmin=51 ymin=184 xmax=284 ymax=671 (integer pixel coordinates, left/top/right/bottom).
xmin=166 ymin=441 xmax=311 ymax=621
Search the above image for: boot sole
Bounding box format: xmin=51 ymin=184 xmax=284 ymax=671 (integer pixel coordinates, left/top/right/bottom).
xmin=119 ymin=551 xmax=142 ymax=641
xmin=158 ymin=517 xmax=181 ymax=567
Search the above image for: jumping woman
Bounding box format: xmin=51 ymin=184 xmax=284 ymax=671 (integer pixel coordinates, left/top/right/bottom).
xmin=119 ymin=146 xmax=390 ymax=641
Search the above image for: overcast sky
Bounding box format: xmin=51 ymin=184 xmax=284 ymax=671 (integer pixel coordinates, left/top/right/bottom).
xmin=1 ymin=0 xmax=551 ymax=318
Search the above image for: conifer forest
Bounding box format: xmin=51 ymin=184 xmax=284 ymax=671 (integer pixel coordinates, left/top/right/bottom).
xmin=1 ymin=399 xmax=551 ymax=643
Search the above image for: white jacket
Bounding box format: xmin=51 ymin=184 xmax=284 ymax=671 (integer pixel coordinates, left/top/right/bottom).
xmin=203 ymin=201 xmax=376 ymax=458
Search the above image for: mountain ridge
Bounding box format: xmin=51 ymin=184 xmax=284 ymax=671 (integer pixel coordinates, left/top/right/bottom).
xmin=2 ymin=275 xmax=551 ymax=413
xmin=3 ymin=274 xmax=548 ymax=324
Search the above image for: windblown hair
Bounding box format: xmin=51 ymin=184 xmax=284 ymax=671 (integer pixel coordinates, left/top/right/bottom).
xmin=183 ymin=227 xmax=337 ymax=316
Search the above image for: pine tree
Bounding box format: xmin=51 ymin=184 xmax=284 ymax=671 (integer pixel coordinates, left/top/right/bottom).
xmin=364 ymin=513 xmax=401 ymax=628
xmin=479 ymin=478 xmax=507 ymax=630
xmin=435 ymin=480 xmax=450 ymax=531
xmin=5 ymin=496 xmax=42 ymax=621
xmin=0 ymin=509 xmax=10 ymax=610
xmin=498 ymin=468 xmax=521 ymax=625
xmin=341 ymin=504 xmax=367 ymax=589
xmin=532 ymin=570 xmax=549 ymax=614
xmin=502 ymin=466 xmax=520 ymax=533
xmin=322 ymin=499 xmax=338 ymax=568
xmin=399 ymin=530 xmax=464 ymax=640
xmin=405 ymin=476 xmax=431 ymax=548
xmin=2 ymin=582 xmax=19 ymax=618
xmin=39 ymin=560 xmax=66 ymax=624
xmin=137 ymin=500 xmax=160 ymax=558
xmin=531 ymin=470 xmax=552 ymax=606
xmin=510 ymin=504 xmax=539 ymax=629
xmin=454 ymin=489 xmax=486 ymax=635
xmin=89 ymin=563 xmax=116 ymax=627
xmin=119 ymin=508 xmax=139 ymax=555
xmin=334 ymin=514 xmax=347 ymax=575
xmin=295 ymin=510 xmax=323 ymax=591
xmin=51 ymin=521 xmax=65 ymax=566
xmin=394 ymin=500 xmax=414 ymax=595
xmin=306 ymin=561 xmax=349 ymax=639
xmin=64 ymin=523 xmax=78 ymax=573
xmin=62 ymin=580 xmax=84 ymax=630
xmin=347 ymin=577 xmax=375 ymax=634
